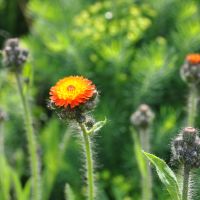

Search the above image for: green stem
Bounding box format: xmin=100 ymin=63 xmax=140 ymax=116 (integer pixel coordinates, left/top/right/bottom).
xmin=182 ymin=166 xmax=190 ymax=200
xmin=140 ymin=128 xmax=152 ymax=200
xmin=79 ymin=123 xmax=95 ymax=200
xmin=0 ymin=122 xmax=4 ymax=155
xmin=15 ymin=72 xmax=41 ymax=200
xmin=0 ymin=122 xmax=9 ymax=200
xmin=188 ymin=85 xmax=198 ymax=127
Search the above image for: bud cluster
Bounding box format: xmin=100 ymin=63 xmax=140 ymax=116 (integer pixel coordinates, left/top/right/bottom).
xmin=130 ymin=104 xmax=154 ymax=129
xmin=180 ymin=54 xmax=200 ymax=85
xmin=2 ymin=38 xmax=28 ymax=72
xmin=171 ymin=127 xmax=200 ymax=168
xmin=48 ymin=91 xmax=99 ymax=123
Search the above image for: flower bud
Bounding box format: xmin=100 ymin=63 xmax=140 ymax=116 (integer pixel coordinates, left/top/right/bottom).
xmin=171 ymin=127 xmax=200 ymax=168
xmin=130 ymin=104 xmax=154 ymax=129
xmin=180 ymin=54 xmax=200 ymax=85
xmin=2 ymin=38 xmax=29 ymax=72
xmin=182 ymin=127 xmax=197 ymax=144
xmin=85 ymin=116 xmax=95 ymax=129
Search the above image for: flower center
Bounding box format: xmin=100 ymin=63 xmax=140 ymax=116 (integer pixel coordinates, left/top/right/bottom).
xmin=67 ymin=85 xmax=76 ymax=92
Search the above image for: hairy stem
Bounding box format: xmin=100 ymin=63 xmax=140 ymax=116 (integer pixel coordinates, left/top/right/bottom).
xmin=182 ymin=166 xmax=190 ymax=200
xmin=15 ymin=72 xmax=41 ymax=200
xmin=79 ymin=123 xmax=95 ymax=200
xmin=140 ymin=128 xmax=152 ymax=200
xmin=0 ymin=122 xmax=4 ymax=155
xmin=188 ymin=85 xmax=198 ymax=127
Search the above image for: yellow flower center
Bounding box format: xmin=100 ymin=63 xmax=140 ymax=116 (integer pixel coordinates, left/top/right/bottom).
xmin=55 ymin=78 xmax=89 ymax=100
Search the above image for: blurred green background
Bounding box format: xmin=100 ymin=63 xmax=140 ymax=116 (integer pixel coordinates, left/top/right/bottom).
xmin=1 ymin=0 xmax=200 ymax=199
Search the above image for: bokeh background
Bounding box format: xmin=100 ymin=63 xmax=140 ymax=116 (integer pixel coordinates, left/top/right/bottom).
xmin=1 ymin=0 xmax=200 ymax=199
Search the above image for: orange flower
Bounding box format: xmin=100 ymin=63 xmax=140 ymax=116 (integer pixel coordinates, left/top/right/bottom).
xmin=50 ymin=76 xmax=96 ymax=108
xmin=186 ymin=54 xmax=200 ymax=64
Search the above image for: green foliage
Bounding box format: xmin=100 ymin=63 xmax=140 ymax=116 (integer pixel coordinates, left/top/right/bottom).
xmin=143 ymin=151 xmax=181 ymax=200
xmin=65 ymin=184 xmax=76 ymax=200
xmin=11 ymin=170 xmax=31 ymax=200
xmin=0 ymin=156 xmax=11 ymax=200
xmin=1 ymin=0 xmax=200 ymax=199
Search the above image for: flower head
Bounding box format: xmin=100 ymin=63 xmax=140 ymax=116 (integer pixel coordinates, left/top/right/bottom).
xmin=186 ymin=54 xmax=200 ymax=64
xmin=50 ymin=76 xmax=96 ymax=108
xmin=48 ymin=76 xmax=98 ymax=123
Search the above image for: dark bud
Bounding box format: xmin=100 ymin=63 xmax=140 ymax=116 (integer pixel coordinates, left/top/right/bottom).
xmin=171 ymin=127 xmax=200 ymax=168
xmin=182 ymin=127 xmax=197 ymax=144
xmin=85 ymin=116 xmax=95 ymax=129
xmin=2 ymin=38 xmax=29 ymax=72
xmin=130 ymin=104 xmax=154 ymax=129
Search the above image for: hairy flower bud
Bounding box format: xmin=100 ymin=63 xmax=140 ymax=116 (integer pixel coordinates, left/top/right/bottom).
xmin=171 ymin=127 xmax=200 ymax=168
xmin=85 ymin=116 xmax=95 ymax=129
xmin=180 ymin=54 xmax=200 ymax=85
xmin=2 ymin=38 xmax=29 ymax=72
xmin=130 ymin=104 xmax=154 ymax=129
xmin=182 ymin=127 xmax=197 ymax=144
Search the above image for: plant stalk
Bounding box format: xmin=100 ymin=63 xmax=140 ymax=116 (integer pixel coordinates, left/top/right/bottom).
xmin=182 ymin=165 xmax=190 ymax=200
xmin=0 ymin=122 xmax=4 ymax=155
xmin=79 ymin=123 xmax=95 ymax=200
xmin=188 ymin=85 xmax=198 ymax=127
xmin=140 ymin=128 xmax=152 ymax=200
xmin=0 ymin=122 xmax=10 ymax=200
xmin=15 ymin=72 xmax=41 ymax=200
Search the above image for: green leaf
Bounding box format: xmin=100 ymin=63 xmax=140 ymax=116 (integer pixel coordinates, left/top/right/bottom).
xmin=143 ymin=151 xmax=181 ymax=200
xmin=88 ymin=118 xmax=107 ymax=134
xmin=0 ymin=155 xmax=12 ymax=200
xmin=130 ymin=127 xmax=147 ymax=177
xmin=22 ymin=180 xmax=31 ymax=200
xmin=65 ymin=184 xmax=75 ymax=200
xmin=11 ymin=169 xmax=23 ymax=200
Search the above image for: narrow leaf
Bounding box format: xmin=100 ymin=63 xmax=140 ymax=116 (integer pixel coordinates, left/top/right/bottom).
xmin=65 ymin=184 xmax=75 ymax=200
xmin=143 ymin=151 xmax=181 ymax=200
xmin=11 ymin=169 xmax=23 ymax=200
xmin=22 ymin=180 xmax=31 ymax=200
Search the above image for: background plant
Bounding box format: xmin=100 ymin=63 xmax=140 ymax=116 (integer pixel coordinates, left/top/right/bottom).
xmin=1 ymin=0 xmax=200 ymax=199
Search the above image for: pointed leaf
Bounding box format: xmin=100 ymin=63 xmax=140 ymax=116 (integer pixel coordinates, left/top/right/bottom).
xmin=65 ymin=184 xmax=75 ymax=200
xmin=143 ymin=151 xmax=181 ymax=200
xmin=22 ymin=180 xmax=31 ymax=200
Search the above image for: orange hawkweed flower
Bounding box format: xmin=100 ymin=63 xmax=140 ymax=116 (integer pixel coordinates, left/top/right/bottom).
xmin=186 ymin=54 xmax=200 ymax=64
xmin=49 ymin=76 xmax=96 ymax=108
